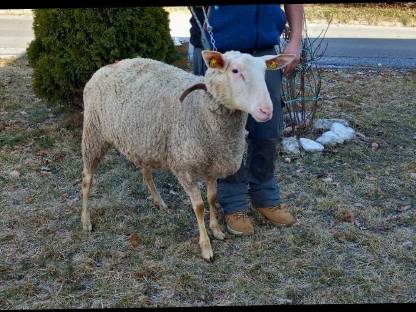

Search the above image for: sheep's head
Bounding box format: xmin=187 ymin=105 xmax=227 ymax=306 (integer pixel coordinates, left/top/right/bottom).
xmin=202 ymin=50 xmax=295 ymax=122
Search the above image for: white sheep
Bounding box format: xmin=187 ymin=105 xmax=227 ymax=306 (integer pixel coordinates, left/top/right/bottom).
xmin=81 ymin=50 xmax=294 ymax=261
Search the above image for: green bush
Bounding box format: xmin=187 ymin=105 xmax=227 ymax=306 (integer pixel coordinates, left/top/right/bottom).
xmin=27 ymin=8 xmax=178 ymax=108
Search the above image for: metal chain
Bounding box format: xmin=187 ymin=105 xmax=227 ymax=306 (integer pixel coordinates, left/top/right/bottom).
xmin=202 ymin=6 xmax=217 ymax=51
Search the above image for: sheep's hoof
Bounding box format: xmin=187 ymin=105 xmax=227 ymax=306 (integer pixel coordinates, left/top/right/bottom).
xmin=81 ymin=220 xmax=92 ymax=232
xmin=211 ymin=227 xmax=226 ymax=240
xmin=202 ymin=252 xmax=214 ymax=263
xmin=200 ymin=241 xmax=214 ymax=262
xmin=156 ymin=200 xmax=168 ymax=210
xmin=203 ymin=255 xmax=214 ymax=263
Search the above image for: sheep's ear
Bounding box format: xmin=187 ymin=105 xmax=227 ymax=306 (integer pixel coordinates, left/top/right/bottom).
xmin=262 ymin=54 xmax=296 ymax=70
xmin=202 ymin=50 xmax=226 ymax=69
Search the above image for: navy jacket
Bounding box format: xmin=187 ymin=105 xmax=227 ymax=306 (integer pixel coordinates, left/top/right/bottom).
xmin=189 ymin=5 xmax=286 ymax=53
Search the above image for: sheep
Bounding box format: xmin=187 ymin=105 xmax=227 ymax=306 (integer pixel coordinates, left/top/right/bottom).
xmin=81 ymin=50 xmax=295 ymax=262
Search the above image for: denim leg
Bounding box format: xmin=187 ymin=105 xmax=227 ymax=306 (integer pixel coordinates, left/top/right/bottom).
xmin=217 ymin=163 xmax=250 ymax=214
xmin=247 ymin=138 xmax=280 ymax=208
xmin=246 ymin=48 xmax=284 ymax=209
xmin=192 ymin=47 xmax=207 ymax=76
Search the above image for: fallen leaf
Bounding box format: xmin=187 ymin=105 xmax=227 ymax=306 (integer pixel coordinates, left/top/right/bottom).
xmin=341 ymin=209 xmax=355 ymax=223
xmin=128 ymin=233 xmax=141 ymax=248
xmin=135 ymin=268 xmax=155 ymax=280
xmin=36 ymin=149 xmax=49 ymax=157
xmin=135 ymin=269 xmax=147 ymax=280
xmin=24 ymin=196 xmax=35 ymax=204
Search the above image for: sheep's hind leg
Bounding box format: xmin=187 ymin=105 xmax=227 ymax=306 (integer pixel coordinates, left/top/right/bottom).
xmin=81 ymin=170 xmax=93 ymax=232
xmin=142 ymin=168 xmax=168 ymax=210
xmin=206 ymin=177 xmax=226 ymax=240
xmin=177 ymin=176 xmax=213 ymax=262
xmin=81 ymin=125 xmax=110 ymax=232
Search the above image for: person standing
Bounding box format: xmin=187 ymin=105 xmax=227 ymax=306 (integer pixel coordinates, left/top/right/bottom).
xmin=189 ymin=4 xmax=304 ymax=235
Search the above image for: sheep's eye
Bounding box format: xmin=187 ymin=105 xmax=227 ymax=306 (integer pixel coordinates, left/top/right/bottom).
xmin=232 ymin=69 xmax=239 ymax=74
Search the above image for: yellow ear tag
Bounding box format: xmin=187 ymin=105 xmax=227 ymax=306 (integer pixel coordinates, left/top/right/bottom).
xmin=209 ymin=58 xmax=217 ymax=67
xmin=268 ymin=60 xmax=278 ymax=69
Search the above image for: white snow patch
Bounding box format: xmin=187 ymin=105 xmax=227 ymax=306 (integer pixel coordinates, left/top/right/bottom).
xmin=299 ymin=138 xmax=324 ymax=152
xmin=316 ymin=130 xmax=345 ymax=146
xmin=330 ymin=122 xmax=355 ymax=141
xmin=313 ymin=118 xmax=349 ymax=130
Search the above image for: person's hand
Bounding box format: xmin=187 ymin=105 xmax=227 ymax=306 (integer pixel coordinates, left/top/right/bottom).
xmin=282 ymin=40 xmax=302 ymax=77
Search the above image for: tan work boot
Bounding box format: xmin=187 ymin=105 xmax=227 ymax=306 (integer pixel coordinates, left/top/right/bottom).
xmin=225 ymin=212 xmax=255 ymax=236
xmin=257 ymin=204 xmax=295 ymax=226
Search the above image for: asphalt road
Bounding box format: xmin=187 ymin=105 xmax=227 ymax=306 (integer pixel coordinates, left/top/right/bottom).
xmin=312 ymin=38 xmax=416 ymax=69
xmin=1 ymin=15 xmax=416 ymax=69
xmin=305 ymin=23 xmax=416 ymax=69
xmin=0 ymin=16 xmax=33 ymax=58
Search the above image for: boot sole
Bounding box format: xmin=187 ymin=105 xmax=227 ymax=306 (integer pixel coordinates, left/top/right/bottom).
xmin=260 ymin=214 xmax=295 ymax=227
xmin=226 ymin=224 xmax=254 ymax=236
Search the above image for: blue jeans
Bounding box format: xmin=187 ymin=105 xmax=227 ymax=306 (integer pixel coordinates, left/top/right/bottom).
xmin=192 ymin=46 xmax=284 ymax=214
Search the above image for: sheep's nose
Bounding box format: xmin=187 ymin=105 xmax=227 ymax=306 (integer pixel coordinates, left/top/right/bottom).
xmin=259 ymin=106 xmax=272 ymax=117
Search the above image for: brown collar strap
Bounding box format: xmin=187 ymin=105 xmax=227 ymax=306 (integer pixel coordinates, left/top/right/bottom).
xmin=179 ymin=83 xmax=208 ymax=103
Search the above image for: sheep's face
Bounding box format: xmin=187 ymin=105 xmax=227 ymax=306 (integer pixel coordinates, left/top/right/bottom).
xmin=202 ymin=50 xmax=295 ymax=122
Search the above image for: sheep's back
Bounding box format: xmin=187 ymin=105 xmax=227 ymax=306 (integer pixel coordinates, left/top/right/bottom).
xmin=83 ymin=57 xmax=204 ymax=169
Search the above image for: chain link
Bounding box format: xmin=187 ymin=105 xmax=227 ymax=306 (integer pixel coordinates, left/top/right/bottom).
xmin=202 ymin=7 xmax=217 ymax=51
xmin=207 ymin=26 xmax=217 ymax=52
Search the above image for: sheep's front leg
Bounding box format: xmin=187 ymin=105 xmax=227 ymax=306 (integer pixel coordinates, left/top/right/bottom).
xmin=178 ymin=177 xmax=213 ymax=262
xmin=206 ymin=177 xmax=226 ymax=240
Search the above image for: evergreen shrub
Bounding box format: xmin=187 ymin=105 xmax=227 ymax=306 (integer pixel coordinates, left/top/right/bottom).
xmin=27 ymin=8 xmax=178 ymax=107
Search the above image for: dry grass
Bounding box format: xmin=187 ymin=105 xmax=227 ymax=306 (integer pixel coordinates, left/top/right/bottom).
xmin=0 ymin=55 xmax=415 ymax=308
xmin=164 ymin=5 xmax=416 ymax=27
xmin=304 ymin=3 xmax=416 ymax=27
